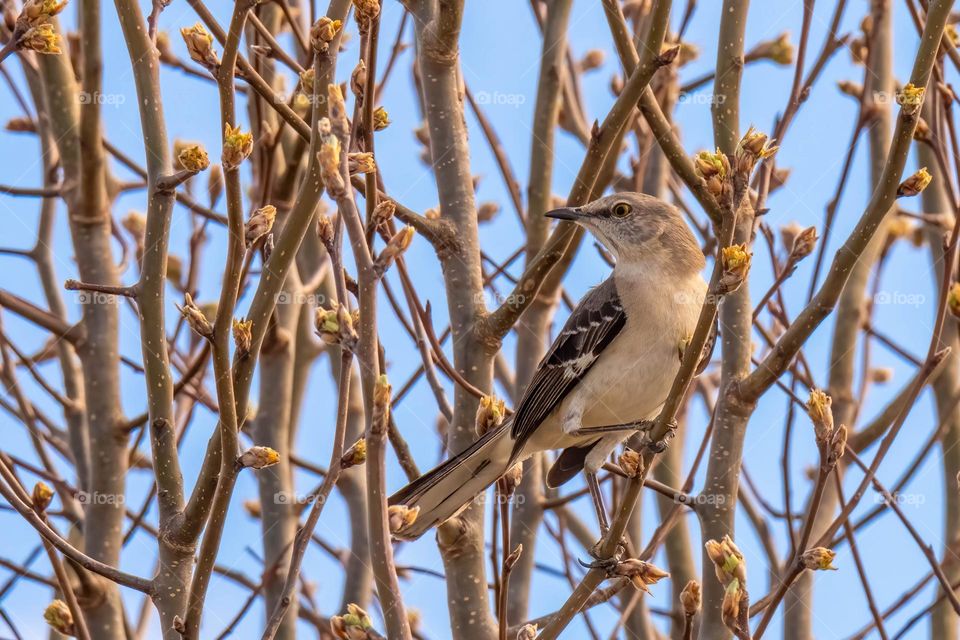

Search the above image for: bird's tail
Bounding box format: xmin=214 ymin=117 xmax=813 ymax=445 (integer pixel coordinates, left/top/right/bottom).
xmin=388 ymin=421 xmax=514 ymax=540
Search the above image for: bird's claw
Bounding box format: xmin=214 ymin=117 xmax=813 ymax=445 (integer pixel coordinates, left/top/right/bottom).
xmin=577 ymin=555 xmax=619 ymax=571
xmin=578 ymin=538 xmax=625 ymax=571
xmin=632 ymin=419 xmax=656 ymax=433
xmin=644 ymin=419 xmax=678 ymax=453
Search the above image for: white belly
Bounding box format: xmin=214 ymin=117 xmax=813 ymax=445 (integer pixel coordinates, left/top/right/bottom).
xmin=526 ymin=296 xmax=699 ymax=457
xmin=524 ymin=268 xmax=705 ymax=457
xmin=577 ymin=325 xmax=680 ymax=427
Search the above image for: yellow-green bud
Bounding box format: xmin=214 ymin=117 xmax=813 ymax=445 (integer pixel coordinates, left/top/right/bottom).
xmin=806 ymin=388 xmax=834 ymax=446
xmin=897 ymin=83 xmax=925 ymax=116
xmin=330 ymin=603 xmax=374 ymax=639
xmin=177 ymin=143 xmax=210 ymax=172
xmin=222 ymin=123 xmax=253 ymax=170
xmin=232 ymin=318 xmax=252 ymax=358
xmin=180 ymin=22 xmax=219 ymax=68
xmin=43 ymin=600 xmax=74 ymax=636
xmin=341 ymin=437 xmax=367 ymax=469
xmin=32 ymin=481 xmax=54 ymax=512
xmin=348 ymin=152 xmax=376 ymax=175
xmin=694 ymin=148 xmax=730 ymax=198
xmin=801 ymin=547 xmax=838 ymax=571
xmin=18 ymin=23 xmax=62 ymax=54
xmin=372 ymin=106 xmax=390 ymax=131
xmin=16 ymin=0 xmax=67 ymax=31
xmin=239 ymin=446 xmax=280 ymax=470
xmin=897 ymin=167 xmax=932 ymax=197
xmin=310 ymin=17 xmax=342 ymax=53
xmin=718 ymin=244 xmax=752 ymax=294
xmin=475 ymin=395 xmax=506 ymax=436
xmin=767 ymin=32 xmax=794 ymax=65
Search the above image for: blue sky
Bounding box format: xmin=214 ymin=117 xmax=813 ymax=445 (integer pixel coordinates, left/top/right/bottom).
xmin=0 ymin=0 xmax=951 ymax=638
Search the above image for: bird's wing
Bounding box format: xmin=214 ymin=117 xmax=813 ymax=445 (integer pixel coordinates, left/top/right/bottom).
xmin=510 ymin=277 xmax=626 ymax=452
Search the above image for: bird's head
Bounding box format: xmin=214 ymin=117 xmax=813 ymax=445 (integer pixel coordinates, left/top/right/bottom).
xmin=545 ymin=192 xmax=704 ymax=272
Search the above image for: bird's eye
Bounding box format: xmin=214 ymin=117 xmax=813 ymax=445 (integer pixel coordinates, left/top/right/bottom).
xmin=612 ymin=202 xmax=631 ymax=218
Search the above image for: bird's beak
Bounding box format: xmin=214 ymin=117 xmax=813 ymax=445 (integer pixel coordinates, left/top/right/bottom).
xmin=544 ymin=207 xmax=582 ymax=221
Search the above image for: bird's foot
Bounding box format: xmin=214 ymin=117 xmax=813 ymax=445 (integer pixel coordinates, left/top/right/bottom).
xmin=567 ymin=419 xmax=655 ymax=438
xmin=643 ymin=419 xmax=678 ymax=453
xmin=631 ymin=419 xmax=656 ymax=434
xmin=577 ymin=538 xmax=625 ymax=571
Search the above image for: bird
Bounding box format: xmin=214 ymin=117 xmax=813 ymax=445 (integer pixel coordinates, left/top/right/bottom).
xmin=389 ymin=192 xmax=711 ymax=540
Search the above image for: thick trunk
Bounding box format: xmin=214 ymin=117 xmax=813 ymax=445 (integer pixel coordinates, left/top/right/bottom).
xmin=36 ymin=20 xmax=127 ymax=637
xmin=699 ymin=1 xmax=751 ymax=636
xmin=255 ymin=281 xmax=300 ymax=640
xmin=413 ymin=5 xmax=499 ymax=634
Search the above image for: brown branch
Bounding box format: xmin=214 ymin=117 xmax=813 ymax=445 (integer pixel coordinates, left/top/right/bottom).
xmin=0 ymin=459 xmax=152 ymax=593
xmin=0 ymin=183 xmax=64 ymax=197
xmin=181 ymin=1 xmax=255 ymax=635
xmin=63 ymin=279 xmax=136 ymax=299
xmin=0 ymin=289 xmax=83 ymax=345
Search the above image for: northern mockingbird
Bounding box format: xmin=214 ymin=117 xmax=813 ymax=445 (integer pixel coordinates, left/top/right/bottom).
xmin=389 ymin=192 xmax=710 ymax=540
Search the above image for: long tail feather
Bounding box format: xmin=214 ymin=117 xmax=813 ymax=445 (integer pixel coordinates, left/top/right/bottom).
xmin=388 ymin=422 xmax=514 ymax=539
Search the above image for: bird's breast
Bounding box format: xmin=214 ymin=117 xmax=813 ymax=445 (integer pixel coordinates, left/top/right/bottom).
xmin=577 ymin=273 xmax=705 ymax=429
